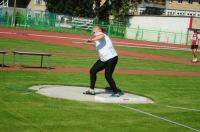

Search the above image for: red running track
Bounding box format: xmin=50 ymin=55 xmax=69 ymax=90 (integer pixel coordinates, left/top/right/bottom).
xmin=0 ymin=27 xmax=190 ymax=50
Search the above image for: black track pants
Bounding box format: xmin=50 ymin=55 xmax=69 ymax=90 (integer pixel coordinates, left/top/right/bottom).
xmin=90 ymin=56 xmax=118 ymax=93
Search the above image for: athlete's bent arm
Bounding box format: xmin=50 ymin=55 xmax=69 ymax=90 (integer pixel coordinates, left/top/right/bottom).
xmin=87 ymin=34 xmax=105 ymax=42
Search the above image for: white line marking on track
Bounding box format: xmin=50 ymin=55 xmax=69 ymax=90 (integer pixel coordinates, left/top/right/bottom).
xmin=72 ymin=41 xmax=93 ymax=44
xmin=0 ymin=31 xmax=190 ymax=51
xmin=114 ymin=41 xmax=189 ymax=49
xmin=0 ymin=31 xmax=17 ymax=35
xmin=73 ymin=41 xmax=190 ymax=51
xmin=28 ymin=33 xmax=88 ymax=41
xmin=115 ymin=44 xmax=190 ymax=51
xmin=119 ymin=104 xmax=200 ymax=132
xmin=165 ymin=105 xmax=200 ymax=112
xmin=115 ymin=42 xmax=188 ymax=49
xmin=18 ymin=32 xmax=190 ymax=51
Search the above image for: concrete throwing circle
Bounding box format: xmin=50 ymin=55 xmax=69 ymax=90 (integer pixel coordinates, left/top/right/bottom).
xmin=29 ymin=85 xmax=154 ymax=104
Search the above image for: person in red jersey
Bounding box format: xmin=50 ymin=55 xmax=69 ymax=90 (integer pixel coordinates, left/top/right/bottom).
xmin=191 ymin=30 xmax=200 ymax=62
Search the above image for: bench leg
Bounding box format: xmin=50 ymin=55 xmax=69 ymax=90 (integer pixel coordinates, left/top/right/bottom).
xmin=47 ymin=56 xmax=51 ymax=69
xmin=19 ymin=55 xmax=22 ymax=68
xmin=1 ymin=54 xmax=4 ymax=67
xmin=1 ymin=54 xmax=3 ymax=67
xmin=13 ymin=53 xmax=16 ymax=67
xmin=40 ymin=55 xmax=44 ymax=67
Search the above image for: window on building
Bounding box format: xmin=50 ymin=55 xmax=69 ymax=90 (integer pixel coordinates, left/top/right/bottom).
xmin=188 ymin=0 xmax=193 ymax=4
xmin=178 ymin=0 xmax=182 ymax=3
xmin=35 ymin=0 xmax=42 ymax=5
xmin=35 ymin=13 xmax=40 ymax=19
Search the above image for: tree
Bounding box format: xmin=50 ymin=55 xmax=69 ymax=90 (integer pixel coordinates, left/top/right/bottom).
xmin=44 ymin=0 xmax=94 ymax=17
xmin=9 ymin=0 xmax=30 ymax=8
xmin=110 ymin=0 xmax=139 ymax=19
xmin=94 ymin=0 xmax=142 ymax=22
xmin=44 ymin=0 xmax=147 ymax=22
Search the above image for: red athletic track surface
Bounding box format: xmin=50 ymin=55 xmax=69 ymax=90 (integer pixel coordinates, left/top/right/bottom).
xmin=0 ymin=27 xmax=200 ymax=76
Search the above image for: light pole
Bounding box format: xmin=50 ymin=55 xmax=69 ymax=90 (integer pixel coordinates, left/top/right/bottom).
xmin=108 ymin=0 xmax=113 ymax=25
xmin=94 ymin=0 xmax=100 ymax=23
xmin=13 ymin=0 xmax=16 ymax=27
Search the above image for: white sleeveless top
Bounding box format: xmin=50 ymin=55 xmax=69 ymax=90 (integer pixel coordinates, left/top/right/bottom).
xmin=94 ymin=32 xmax=118 ymax=62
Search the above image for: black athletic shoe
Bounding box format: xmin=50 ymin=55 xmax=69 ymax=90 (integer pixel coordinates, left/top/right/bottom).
xmin=83 ymin=89 xmax=95 ymax=95
xmin=117 ymin=88 xmax=122 ymax=93
xmin=105 ymin=87 xmax=122 ymax=93
xmin=111 ymin=92 xmax=121 ymax=97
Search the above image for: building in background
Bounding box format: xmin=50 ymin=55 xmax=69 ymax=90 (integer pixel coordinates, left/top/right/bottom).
xmin=27 ymin=0 xmax=47 ymax=19
xmin=0 ymin=0 xmax=27 ymax=16
xmin=166 ymin=0 xmax=200 ymax=17
xmin=0 ymin=0 xmax=9 ymax=8
xmin=136 ymin=0 xmax=166 ymax=15
xmin=135 ymin=0 xmax=200 ymax=17
xmin=0 ymin=0 xmax=47 ymax=17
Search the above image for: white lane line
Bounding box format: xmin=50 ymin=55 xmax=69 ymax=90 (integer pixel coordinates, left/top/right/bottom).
xmin=28 ymin=33 xmax=88 ymax=41
xmin=119 ymin=104 xmax=200 ymax=132
xmin=114 ymin=41 xmax=189 ymax=49
xmin=116 ymin=43 xmax=189 ymax=50
xmin=115 ymin=41 xmax=177 ymax=47
xmin=28 ymin=33 xmax=188 ymax=50
xmin=72 ymin=41 xmax=93 ymax=44
xmin=115 ymin=44 xmax=190 ymax=51
xmin=73 ymin=41 xmax=190 ymax=51
xmin=0 ymin=31 xmax=17 ymax=35
xmin=165 ymin=105 xmax=200 ymax=112
xmin=0 ymin=31 xmax=190 ymax=51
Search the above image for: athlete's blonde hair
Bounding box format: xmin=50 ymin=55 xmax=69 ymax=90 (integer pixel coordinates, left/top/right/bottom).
xmin=94 ymin=26 xmax=106 ymax=33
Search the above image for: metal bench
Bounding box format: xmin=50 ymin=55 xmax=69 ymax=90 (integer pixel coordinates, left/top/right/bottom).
xmin=0 ymin=51 xmax=7 ymax=67
xmin=13 ymin=51 xmax=52 ymax=68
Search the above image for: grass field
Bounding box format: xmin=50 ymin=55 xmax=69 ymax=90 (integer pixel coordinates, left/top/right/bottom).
xmin=0 ymin=38 xmax=200 ymax=132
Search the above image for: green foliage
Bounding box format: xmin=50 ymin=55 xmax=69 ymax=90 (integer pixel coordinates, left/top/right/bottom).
xmin=44 ymin=0 xmax=142 ymax=22
xmin=8 ymin=0 xmax=30 ymax=8
xmin=44 ymin=0 xmax=94 ymax=17
xmin=110 ymin=0 xmax=138 ymax=19
xmin=95 ymin=0 xmax=142 ymax=22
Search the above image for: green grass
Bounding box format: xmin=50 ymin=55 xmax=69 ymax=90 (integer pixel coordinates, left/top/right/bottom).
xmin=3 ymin=53 xmax=200 ymax=71
xmin=0 ymin=38 xmax=200 ymax=132
xmin=1 ymin=38 xmax=200 ymax=72
xmin=117 ymin=46 xmax=192 ymax=60
xmin=0 ymin=38 xmax=95 ymax=53
xmin=1 ymin=71 xmax=200 ymax=132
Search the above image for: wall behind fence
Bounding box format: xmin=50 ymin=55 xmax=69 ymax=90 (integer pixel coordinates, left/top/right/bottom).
xmin=126 ymin=16 xmax=191 ymax=45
